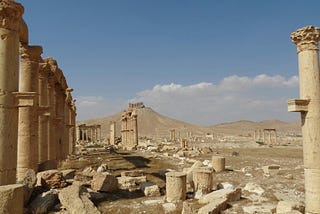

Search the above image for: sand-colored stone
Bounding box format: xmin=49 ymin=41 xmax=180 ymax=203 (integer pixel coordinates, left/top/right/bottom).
xmin=211 ymin=156 xmax=225 ymax=173
xmin=289 ymin=25 xmax=320 ymax=213
xmin=193 ymin=167 xmax=213 ymax=199
xmin=121 ymin=105 xmax=138 ymax=150
xmin=17 ymin=44 xmax=42 ymax=181
xmin=0 ymin=0 xmax=24 ymax=185
xmin=110 ymin=121 xmax=116 ymax=145
xmin=166 ymin=171 xmax=187 ymax=202
xmin=0 ymin=184 xmax=24 ymax=214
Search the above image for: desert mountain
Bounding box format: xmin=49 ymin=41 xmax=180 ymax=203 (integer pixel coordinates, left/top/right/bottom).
xmin=78 ymin=105 xmax=301 ymax=140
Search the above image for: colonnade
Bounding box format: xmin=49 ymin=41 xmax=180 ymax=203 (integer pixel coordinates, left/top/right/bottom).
xmin=0 ymin=0 xmax=76 ymax=184
xmin=77 ymin=124 xmax=101 ymax=143
xmin=253 ymin=129 xmax=277 ymax=144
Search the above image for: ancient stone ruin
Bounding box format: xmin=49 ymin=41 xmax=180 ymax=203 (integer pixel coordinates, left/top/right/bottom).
xmin=0 ymin=0 xmax=76 ymax=212
xmin=121 ymin=103 xmax=139 ymax=150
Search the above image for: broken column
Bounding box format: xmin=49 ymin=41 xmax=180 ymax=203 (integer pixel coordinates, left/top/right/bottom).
xmin=110 ymin=121 xmax=116 ymax=145
xmin=193 ymin=167 xmax=213 ymax=199
xmin=166 ymin=171 xmax=186 ymax=202
xmin=0 ymin=0 xmax=24 ymax=185
xmin=289 ymin=25 xmax=320 ymax=213
xmin=212 ymin=156 xmax=225 ymax=173
xmin=17 ymin=44 xmax=42 ymax=181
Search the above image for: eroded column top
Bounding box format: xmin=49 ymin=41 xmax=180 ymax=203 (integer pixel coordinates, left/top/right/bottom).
xmin=290 ymin=25 xmax=320 ymax=53
xmin=0 ymin=0 xmax=24 ymax=31
xmin=19 ymin=44 xmax=43 ymax=62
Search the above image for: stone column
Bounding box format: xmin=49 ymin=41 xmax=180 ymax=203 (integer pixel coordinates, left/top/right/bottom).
xmin=132 ymin=111 xmax=138 ymax=148
xmin=274 ymin=130 xmax=277 ymax=145
xmin=47 ymin=75 xmax=57 ymax=161
xmin=212 ymin=156 xmax=225 ymax=173
xmin=0 ymin=1 xmax=24 ymax=185
xmin=289 ymin=25 xmax=320 ymax=213
xmin=110 ymin=121 xmax=116 ymax=145
xmin=166 ymin=172 xmax=186 ymax=202
xmin=17 ymin=44 xmax=42 ymax=181
xmin=38 ymin=62 xmax=50 ymax=164
xmin=193 ymin=167 xmax=213 ymax=199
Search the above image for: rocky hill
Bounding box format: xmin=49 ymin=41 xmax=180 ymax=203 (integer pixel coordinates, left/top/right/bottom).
xmin=78 ymin=106 xmax=301 ymax=140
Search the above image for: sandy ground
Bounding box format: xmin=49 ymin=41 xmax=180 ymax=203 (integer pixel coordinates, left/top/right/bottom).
xmin=60 ymin=139 xmax=304 ymax=214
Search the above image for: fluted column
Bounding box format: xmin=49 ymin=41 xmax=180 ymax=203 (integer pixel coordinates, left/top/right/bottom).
xmin=38 ymin=62 xmax=50 ymax=164
xmin=0 ymin=1 xmax=24 ymax=185
xmin=47 ymin=75 xmax=57 ymax=161
xmin=17 ymin=44 xmax=42 ymax=181
xmin=289 ymin=25 xmax=320 ymax=213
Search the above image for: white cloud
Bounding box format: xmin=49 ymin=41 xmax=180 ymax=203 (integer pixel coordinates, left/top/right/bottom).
xmin=131 ymin=74 xmax=300 ymax=125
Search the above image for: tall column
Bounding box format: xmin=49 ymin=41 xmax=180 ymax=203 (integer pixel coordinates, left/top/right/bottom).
xmin=47 ymin=75 xmax=57 ymax=161
xmin=17 ymin=44 xmax=42 ymax=181
xmin=132 ymin=111 xmax=138 ymax=147
xmin=289 ymin=25 xmax=320 ymax=213
xmin=0 ymin=1 xmax=24 ymax=185
xmin=38 ymin=62 xmax=50 ymax=164
xmin=110 ymin=121 xmax=116 ymax=145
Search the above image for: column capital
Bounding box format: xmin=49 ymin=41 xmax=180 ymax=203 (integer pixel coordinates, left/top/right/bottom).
xmin=39 ymin=62 xmax=51 ymax=78
xmin=290 ymin=25 xmax=320 ymax=53
xmin=0 ymin=0 xmax=24 ymax=32
xmin=19 ymin=44 xmax=43 ymax=62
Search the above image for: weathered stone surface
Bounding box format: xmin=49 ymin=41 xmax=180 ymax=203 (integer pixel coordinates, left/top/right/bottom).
xmin=91 ymin=173 xmax=118 ymax=192
xmin=96 ymin=164 xmax=108 ymax=173
xmin=242 ymin=203 xmax=276 ymax=214
xmin=198 ymin=198 xmax=228 ymax=214
xmin=28 ymin=189 xmax=59 ymax=214
xmin=162 ymin=202 xmax=178 ymax=214
xmin=58 ymin=184 xmax=101 ymax=214
xmin=217 ymin=182 xmax=234 ymax=190
xmin=0 ymin=184 xmax=24 ymax=214
xmin=186 ymin=161 xmax=203 ymax=189
xmin=262 ymin=165 xmax=280 ymax=176
xmin=199 ymin=188 xmax=241 ymax=204
xmin=121 ymin=170 xmax=145 ymax=177
xmin=21 ymin=169 xmax=37 ymax=205
xmin=140 ymin=182 xmax=161 ymax=197
xmin=74 ymin=172 xmax=93 ymax=185
xmin=193 ymin=167 xmax=213 ymax=199
xmin=244 ymin=182 xmax=264 ymax=195
xmin=276 ymin=200 xmax=305 ymax=213
xmin=38 ymin=160 xmax=57 ymax=171
xmin=182 ymin=200 xmax=202 ymax=214
xmin=166 ymin=171 xmax=187 ymax=202
xmin=36 ymin=170 xmax=67 ymax=189
xmin=117 ymin=175 xmax=147 ymax=191
xmin=61 ymin=169 xmax=76 ymax=180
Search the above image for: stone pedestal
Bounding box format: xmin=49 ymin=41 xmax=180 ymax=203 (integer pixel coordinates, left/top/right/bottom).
xmin=212 ymin=156 xmax=225 ymax=173
xmin=0 ymin=1 xmax=24 ymax=185
xmin=166 ymin=171 xmax=186 ymax=202
xmin=17 ymin=44 xmax=42 ymax=181
xmin=193 ymin=167 xmax=213 ymax=199
xmin=289 ymin=25 xmax=320 ymax=213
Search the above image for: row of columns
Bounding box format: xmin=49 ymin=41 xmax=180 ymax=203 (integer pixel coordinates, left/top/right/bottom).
xmin=0 ymin=1 xmax=76 ymax=185
xmin=253 ymin=129 xmax=277 ymax=144
xmin=77 ymin=124 xmax=101 ymax=143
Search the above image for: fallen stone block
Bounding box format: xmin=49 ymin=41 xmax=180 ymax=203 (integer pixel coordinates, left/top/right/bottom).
xmin=36 ymin=170 xmax=67 ymax=189
xmin=182 ymin=200 xmax=203 ymax=214
xmin=244 ymin=182 xmax=264 ymax=196
xmin=243 ymin=203 xmax=276 ymax=214
xmin=28 ymin=189 xmax=59 ymax=214
xmin=74 ymin=172 xmax=94 ymax=185
xmin=140 ymin=182 xmax=161 ymax=197
xmin=162 ymin=202 xmax=178 ymax=214
xmin=96 ymin=164 xmax=108 ymax=173
xmin=58 ymin=184 xmax=100 ymax=214
xmin=217 ymin=182 xmax=234 ymax=190
xmin=21 ymin=169 xmax=37 ymax=205
xmin=0 ymin=184 xmax=24 ymax=214
xmin=117 ymin=175 xmax=147 ymax=191
xmin=276 ymin=200 xmax=305 ymax=213
xmin=91 ymin=173 xmax=118 ymax=192
xmin=199 ymin=188 xmax=241 ymax=204
xmin=262 ymin=165 xmax=280 ymax=176
xmin=61 ymin=169 xmax=76 ymax=180
xmin=198 ymin=198 xmax=228 ymax=214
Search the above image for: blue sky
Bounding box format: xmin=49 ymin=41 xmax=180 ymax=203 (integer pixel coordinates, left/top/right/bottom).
xmin=18 ymin=0 xmax=320 ymax=125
